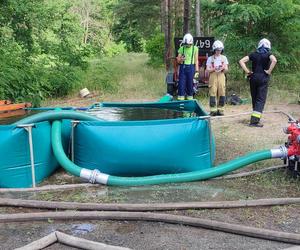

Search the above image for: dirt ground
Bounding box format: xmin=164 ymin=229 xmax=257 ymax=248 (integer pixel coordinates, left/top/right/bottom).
xmin=0 ymin=100 xmax=299 ymax=250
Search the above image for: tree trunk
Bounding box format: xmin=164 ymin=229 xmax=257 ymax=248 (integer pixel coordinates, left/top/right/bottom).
xmin=81 ymin=0 xmax=91 ymax=44
xmin=161 ymin=0 xmax=165 ymax=33
xmin=174 ymin=0 xmax=183 ymax=37
xmin=183 ymin=0 xmax=190 ymax=34
xmin=83 ymin=10 xmax=89 ymax=44
xmin=163 ymin=0 xmax=172 ymax=69
xmin=195 ymin=0 xmax=201 ymax=36
xmin=167 ymin=0 xmax=172 ymax=67
xmin=163 ymin=0 xmax=167 ymax=65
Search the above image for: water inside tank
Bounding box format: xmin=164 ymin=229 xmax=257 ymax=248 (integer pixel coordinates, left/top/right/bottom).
xmin=87 ymin=107 xmax=197 ymax=121
xmin=0 ymin=110 xmax=38 ymax=125
xmin=0 ymin=107 xmax=197 ymax=125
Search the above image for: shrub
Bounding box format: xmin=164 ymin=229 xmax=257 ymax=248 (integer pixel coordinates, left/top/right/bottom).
xmin=145 ymin=33 xmax=165 ymax=67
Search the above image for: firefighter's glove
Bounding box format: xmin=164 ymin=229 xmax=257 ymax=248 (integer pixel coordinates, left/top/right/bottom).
xmin=194 ymin=71 xmax=199 ymax=79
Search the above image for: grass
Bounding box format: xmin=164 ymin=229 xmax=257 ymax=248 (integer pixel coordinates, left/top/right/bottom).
xmin=74 ymin=52 xmax=166 ymax=102
xmin=42 ymin=52 xmax=166 ymax=106
xmin=43 ymin=52 xmax=299 ymax=105
xmin=226 ymin=67 xmax=300 ymax=104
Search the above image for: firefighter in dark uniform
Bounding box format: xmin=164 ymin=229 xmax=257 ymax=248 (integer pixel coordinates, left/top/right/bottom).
xmin=239 ymin=38 xmax=277 ymax=127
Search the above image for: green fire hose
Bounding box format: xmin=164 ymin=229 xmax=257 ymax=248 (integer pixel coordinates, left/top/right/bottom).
xmin=14 ymin=110 xmax=100 ymax=125
xmin=51 ymin=119 xmax=286 ymax=186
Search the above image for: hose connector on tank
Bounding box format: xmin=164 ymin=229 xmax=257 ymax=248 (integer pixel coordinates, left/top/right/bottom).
xmin=270 ymin=145 xmax=288 ymax=159
xmin=80 ymin=168 xmax=109 ymax=185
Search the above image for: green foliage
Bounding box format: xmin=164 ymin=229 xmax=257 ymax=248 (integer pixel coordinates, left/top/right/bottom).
xmin=112 ymin=18 xmax=145 ymax=52
xmin=103 ymin=41 xmax=126 ymax=57
xmin=202 ymin=0 xmax=300 ymax=71
xmin=0 ymin=0 xmax=89 ymax=105
xmin=112 ymin=0 xmax=161 ymax=38
xmin=0 ymin=0 xmax=298 ymax=106
xmin=71 ymin=0 xmax=115 ymax=55
xmin=0 ymin=26 xmax=39 ymax=104
xmin=145 ymin=33 xmax=165 ymax=67
xmin=111 ymin=0 xmax=161 ymax=52
xmin=77 ymin=53 xmax=166 ymax=101
xmin=78 ymin=58 xmax=120 ymax=94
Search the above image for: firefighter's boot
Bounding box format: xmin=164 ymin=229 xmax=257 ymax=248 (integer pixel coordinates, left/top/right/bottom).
xmin=217 ymin=96 xmax=225 ymax=116
xmin=210 ymin=96 xmax=218 ymax=116
xmin=249 ymin=115 xmax=263 ymax=127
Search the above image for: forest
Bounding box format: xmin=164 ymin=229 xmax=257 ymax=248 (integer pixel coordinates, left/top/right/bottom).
xmin=0 ymin=0 xmax=299 ymax=105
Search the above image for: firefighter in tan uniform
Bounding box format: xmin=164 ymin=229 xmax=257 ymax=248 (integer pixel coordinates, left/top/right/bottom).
xmin=206 ymin=40 xmax=229 ymax=116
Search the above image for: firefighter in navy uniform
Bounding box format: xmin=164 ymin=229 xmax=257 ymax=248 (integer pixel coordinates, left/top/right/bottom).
xmin=176 ymin=33 xmax=199 ymax=100
xmin=239 ymin=38 xmax=277 ymax=127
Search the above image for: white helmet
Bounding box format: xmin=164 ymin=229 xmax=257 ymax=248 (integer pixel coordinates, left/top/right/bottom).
xmin=212 ymin=40 xmax=224 ymax=51
xmin=182 ymin=33 xmax=193 ymax=45
xmin=258 ymin=38 xmax=271 ymax=49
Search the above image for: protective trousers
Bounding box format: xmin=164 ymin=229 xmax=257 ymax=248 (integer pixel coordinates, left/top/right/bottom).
xmin=209 ymin=72 xmax=226 ymax=114
xmin=249 ymin=73 xmax=269 ymax=124
xmin=178 ymin=64 xmax=195 ymax=100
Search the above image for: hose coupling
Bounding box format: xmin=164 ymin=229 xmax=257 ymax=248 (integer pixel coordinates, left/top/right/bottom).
xmin=89 ymin=169 xmax=101 ymax=184
xmin=80 ymin=168 xmax=109 ymax=185
xmin=271 ymin=145 xmax=288 ymax=159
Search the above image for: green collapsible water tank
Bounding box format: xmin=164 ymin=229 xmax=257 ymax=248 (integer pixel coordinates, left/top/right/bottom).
xmin=0 ymin=120 xmax=71 ymax=188
xmin=74 ymin=100 xmax=215 ymax=176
